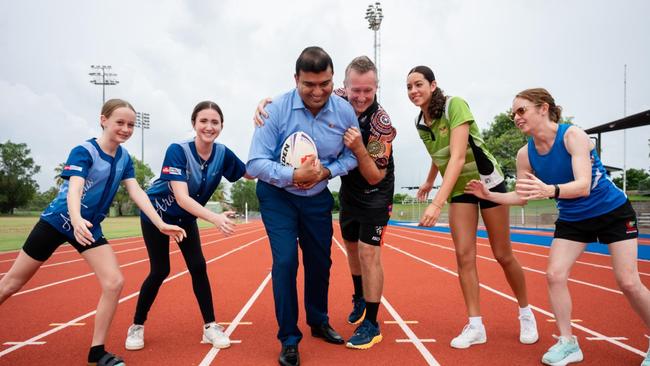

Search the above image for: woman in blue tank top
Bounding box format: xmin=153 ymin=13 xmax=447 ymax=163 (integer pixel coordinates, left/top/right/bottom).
xmin=466 ymin=88 xmax=650 ymax=366
xmin=0 ymin=99 xmax=186 ymax=366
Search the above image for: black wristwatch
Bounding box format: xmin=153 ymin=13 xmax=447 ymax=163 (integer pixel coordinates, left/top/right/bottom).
xmin=553 ymin=184 xmax=560 ymax=199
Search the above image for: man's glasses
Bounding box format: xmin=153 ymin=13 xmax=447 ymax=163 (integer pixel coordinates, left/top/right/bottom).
xmin=509 ymin=104 xmax=540 ymax=120
xmin=416 ymin=119 xmax=435 ymax=141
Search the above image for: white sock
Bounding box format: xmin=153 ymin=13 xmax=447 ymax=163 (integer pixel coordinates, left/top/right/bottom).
xmin=519 ymin=306 xmax=533 ymax=317
xmin=469 ymin=316 xmax=483 ymax=327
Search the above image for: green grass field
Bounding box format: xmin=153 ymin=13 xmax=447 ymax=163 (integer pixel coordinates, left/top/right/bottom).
xmin=0 ymin=216 xmax=213 ymax=252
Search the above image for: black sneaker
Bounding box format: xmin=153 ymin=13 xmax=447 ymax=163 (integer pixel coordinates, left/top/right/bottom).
xmin=347 ymin=295 xmax=366 ymax=324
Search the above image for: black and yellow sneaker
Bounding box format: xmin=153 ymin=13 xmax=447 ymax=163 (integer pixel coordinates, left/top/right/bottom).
xmin=346 ymin=319 xmax=382 ymax=350
xmin=347 ymin=295 xmax=366 ymax=324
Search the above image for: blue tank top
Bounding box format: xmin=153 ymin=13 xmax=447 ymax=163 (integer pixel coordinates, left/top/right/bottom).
xmin=41 ymin=141 xmax=131 ymax=240
xmin=145 ymin=140 xmax=227 ymax=224
xmin=527 ymin=124 xmax=626 ymax=221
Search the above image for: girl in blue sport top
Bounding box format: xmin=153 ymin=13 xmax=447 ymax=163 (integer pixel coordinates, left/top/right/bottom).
xmin=0 ymin=99 xmax=187 ymax=366
xmin=466 ymin=88 xmax=650 ymax=366
xmin=125 ymin=101 xmax=247 ymax=351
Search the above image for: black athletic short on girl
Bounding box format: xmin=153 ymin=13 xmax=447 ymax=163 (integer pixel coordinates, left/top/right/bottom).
xmin=22 ymin=219 xmax=109 ymax=261
xmin=554 ymin=200 xmax=639 ymax=244
xmin=450 ymin=181 xmax=507 ymax=209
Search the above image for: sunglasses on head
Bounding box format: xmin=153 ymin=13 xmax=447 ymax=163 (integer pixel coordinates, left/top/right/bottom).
xmin=509 ymin=104 xmax=542 ymax=120
xmin=416 ymin=119 xmax=435 ymax=141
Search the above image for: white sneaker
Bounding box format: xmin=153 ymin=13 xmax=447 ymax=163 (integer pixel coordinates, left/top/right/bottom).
xmin=202 ymin=322 xmax=231 ymax=349
xmin=125 ymin=324 xmax=144 ymax=350
xmin=450 ymin=324 xmax=487 ymax=349
xmin=519 ymin=313 xmax=539 ymax=344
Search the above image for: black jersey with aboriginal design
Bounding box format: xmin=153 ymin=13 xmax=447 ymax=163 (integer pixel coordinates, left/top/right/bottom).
xmin=335 ymin=88 xmax=396 ymax=213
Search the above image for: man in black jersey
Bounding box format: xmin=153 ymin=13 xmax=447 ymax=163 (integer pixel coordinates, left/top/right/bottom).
xmin=335 ymin=56 xmax=396 ymax=350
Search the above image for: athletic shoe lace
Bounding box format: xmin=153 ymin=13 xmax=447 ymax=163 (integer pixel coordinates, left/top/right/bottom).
xmin=128 ymin=325 xmax=143 ymax=338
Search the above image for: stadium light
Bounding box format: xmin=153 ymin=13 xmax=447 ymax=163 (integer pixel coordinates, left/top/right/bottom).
xmin=365 ymin=1 xmax=383 ymax=100
xmin=89 ymin=65 xmax=119 ymax=105
xmin=135 ymin=112 xmax=150 ymax=164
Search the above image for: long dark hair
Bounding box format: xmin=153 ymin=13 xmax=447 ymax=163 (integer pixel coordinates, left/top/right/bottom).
xmin=408 ymin=65 xmax=446 ymax=120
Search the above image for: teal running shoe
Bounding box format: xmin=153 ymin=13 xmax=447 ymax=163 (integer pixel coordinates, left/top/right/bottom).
xmin=541 ymin=335 xmax=583 ymax=366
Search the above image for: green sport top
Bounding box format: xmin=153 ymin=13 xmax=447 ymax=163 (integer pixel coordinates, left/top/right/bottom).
xmin=415 ymin=96 xmax=504 ymax=200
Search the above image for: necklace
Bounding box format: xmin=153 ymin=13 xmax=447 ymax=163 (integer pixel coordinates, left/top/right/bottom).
xmin=199 ymin=157 xmax=208 ymax=170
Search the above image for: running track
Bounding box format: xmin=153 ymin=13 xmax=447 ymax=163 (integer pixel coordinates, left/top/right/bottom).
xmin=0 ymin=221 xmax=648 ymax=365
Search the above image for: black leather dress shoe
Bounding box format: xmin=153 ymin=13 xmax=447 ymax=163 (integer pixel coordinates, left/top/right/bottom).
xmin=279 ymin=345 xmax=299 ymax=366
xmin=310 ymin=322 xmax=344 ymax=344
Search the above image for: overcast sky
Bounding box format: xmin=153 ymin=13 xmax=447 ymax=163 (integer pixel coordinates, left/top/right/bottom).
xmin=2 ymin=0 xmax=649 ymax=196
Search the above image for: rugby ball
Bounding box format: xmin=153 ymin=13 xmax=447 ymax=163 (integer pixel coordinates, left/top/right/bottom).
xmin=280 ymin=131 xmax=317 ymax=168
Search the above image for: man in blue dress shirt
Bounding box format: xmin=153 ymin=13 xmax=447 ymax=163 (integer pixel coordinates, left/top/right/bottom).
xmin=247 ymin=46 xmax=358 ymax=366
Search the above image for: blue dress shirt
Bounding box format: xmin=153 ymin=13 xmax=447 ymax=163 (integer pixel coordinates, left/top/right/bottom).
xmin=247 ymin=88 xmax=359 ymax=196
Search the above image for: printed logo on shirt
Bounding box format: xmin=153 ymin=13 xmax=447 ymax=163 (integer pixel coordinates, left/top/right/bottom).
xmin=64 ymin=164 xmax=83 ymax=172
xmin=162 ymin=166 xmax=182 ymax=175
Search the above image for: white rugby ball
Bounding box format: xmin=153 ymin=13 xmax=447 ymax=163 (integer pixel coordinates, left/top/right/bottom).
xmin=280 ymin=131 xmax=317 ymax=168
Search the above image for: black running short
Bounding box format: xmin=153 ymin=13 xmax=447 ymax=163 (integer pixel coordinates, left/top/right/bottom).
xmin=450 ymin=181 xmax=507 ymax=209
xmin=339 ymin=209 xmax=389 ymax=246
xmin=554 ymin=200 xmax=639 ymax=244
xmin=22 ymin=219 xmax=109 ymax=261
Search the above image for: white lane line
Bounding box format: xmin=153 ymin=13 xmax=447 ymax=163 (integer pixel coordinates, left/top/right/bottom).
xmin=0 ymin=226 xmax=264 ymax=270
xmin=389 ymin=232 xmax=625 ymax=295
xmin=385 ymin=320 xmax=419 ymax=324
xmin=0 ymin=237 xmax=265 ymax=358
xmin=386 ymin=242 xmax=647 ymax=358
xmin=0 ymin=224 xmax=263 ymax=264
xmin=388 ymin=226 xmax=650 ymax=268
xmin=9 ymin=229 xmax=266 ymax=296
xmin=547 ymin=319 xmax=582 ymax=323
xmin=333 ymin=237 xmax=440 ymax=366
xmin=3 ymin=342 xmax=46 ymax=346
xmin=396 ymin=339 xmax=436 ymax=343
xmin=199 ymin=272 xmax=272 ymax=366
xmin=217 ymin=321 xmax=252 ymax=326
xmin=586 ymin=336 xmax=628 ymax=341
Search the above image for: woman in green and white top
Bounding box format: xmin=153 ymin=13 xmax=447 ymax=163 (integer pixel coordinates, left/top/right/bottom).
xmin=406 ymin=65 xmax=538 ymax=349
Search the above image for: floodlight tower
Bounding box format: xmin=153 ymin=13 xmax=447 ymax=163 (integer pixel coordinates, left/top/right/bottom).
xmin=89 ymin=65 xmax=119 ymax=104
xmin=135 ymin=112 xmax=150 ymax=164
xmin=365 ymin=2 xmax=384 ymax=99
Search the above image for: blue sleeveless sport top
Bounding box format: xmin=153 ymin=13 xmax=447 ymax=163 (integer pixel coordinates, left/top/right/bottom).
xmin=527 ymin=124 xmax=626 ymax=221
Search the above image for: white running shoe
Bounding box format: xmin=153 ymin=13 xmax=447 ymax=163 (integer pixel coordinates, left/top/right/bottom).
xmin=125 ymin=324 xmax=145 ymax=350
xmin=450 ymin=324 xmax=487 ymax=349
xmin=519 ymin=313 xmax=539 ymax=344
xmin=202 ymin=322 xmax=231 ymax=349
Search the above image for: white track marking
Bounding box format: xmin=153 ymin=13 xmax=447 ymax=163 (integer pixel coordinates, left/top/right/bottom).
xmin=386 ymin=242 xmax=647 ymax=357
xmin=333 ymin=237 xmax=440 ymax=366
xmin=0 ymin=237 xmax=265 ymax=358
xmin=199 ymin=272 xmax=272 ymax=366
xmin=389 ymin=232 xmax=626 ymax=295
xmin=8 ymin=229 xmax=266 ymax=296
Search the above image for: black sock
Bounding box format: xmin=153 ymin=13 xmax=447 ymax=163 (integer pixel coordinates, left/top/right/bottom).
xmin=88 ymin=345 xmax=106 ymax=363
xmin=352 ymin=275 xmax=363 ymax=299
xmin=365 ymin=302 xmax=380 ymax=326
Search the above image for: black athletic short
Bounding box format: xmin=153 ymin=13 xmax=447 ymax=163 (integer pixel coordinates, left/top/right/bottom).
xmin=554 ymin=200 xmax=639 ymax=244
xmin=450 ymin=181 xmax=507 ymax=209
xmin=339 ymin=209 xmax=389 ymax=246
xmin=22 ymin=219 xmax=109 ymax=261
